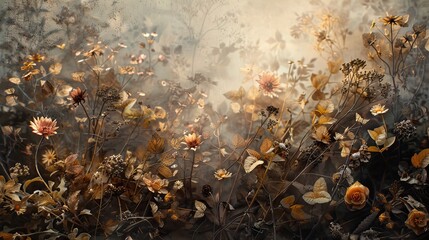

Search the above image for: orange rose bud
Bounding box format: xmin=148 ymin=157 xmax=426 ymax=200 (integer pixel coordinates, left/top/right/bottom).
xmin=344 ymin=181 xmax=369 ymax=211
xmin=405 ymin=209 xmax=428 ymax=235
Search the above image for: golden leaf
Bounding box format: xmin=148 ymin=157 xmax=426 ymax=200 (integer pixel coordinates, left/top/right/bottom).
xmin=356 ymin=113 xmax=369 ymax=124
xmin=160 ymin=153 xmax=176 ymax=166
xmin=49 ymin=63 xmax=62 ymax=75
xmin=280 ymin=195 xmax=296 ymax=208
xmin=311 ymin=73 xmax=329 ymax=90
xmin=411 ymin=148 xmax=429 ymax=168
xmin=194 ymin=200 xmax=206 ymax=218
xmin=232 ymin=134 xmax=246 ymax=148
xmin=223 ymin=86 xmax=245 ymax=101
xmin=9 ymin=77 xmax=21 ymax=85
xmin=318 ymin=115 xmax=337 ymax=125
xmin=316 ymin=100 xmax=334 ymax=115
xmin=23 ymin=177 xmax=43 ymax=193
xmin=302 ymin=177 xmax=331 ymax=205
xmin=147 ymin=133 xmax=165 ymax=154
xmin=158 ymin=165 xmax=173 ymax=178
xmin=246 ymin=149 xmax=261 ymax=159
xmin=260 ymin=138 xmax=273 ymax=154
xmin=290 ymin=204 xmax=311 ymax=221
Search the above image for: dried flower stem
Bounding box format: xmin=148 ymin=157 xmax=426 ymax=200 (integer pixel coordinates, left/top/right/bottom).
xmin=34 ymin=138 xmax=51 ymax=192
xmin=186 ymin=150 xmax=196 ymax=201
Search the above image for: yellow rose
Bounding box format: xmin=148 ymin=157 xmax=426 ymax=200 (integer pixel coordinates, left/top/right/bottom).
xmin=405 ymin=209 xmax=428 ymax=235
xmin=344 ymin=181 xmax=369 ymax=211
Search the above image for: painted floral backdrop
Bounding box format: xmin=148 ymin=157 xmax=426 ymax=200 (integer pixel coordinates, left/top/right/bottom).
xmin=1 ymin=0 xmax=429 ymax=239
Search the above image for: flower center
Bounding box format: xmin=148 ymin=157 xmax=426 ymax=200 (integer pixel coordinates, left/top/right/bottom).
xmin=351 ymin=192 xmax=361 ymax=202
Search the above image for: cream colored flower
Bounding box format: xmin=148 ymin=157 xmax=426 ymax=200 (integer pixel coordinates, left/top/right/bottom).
xmin=368 ymin=126 xmax=387 ymax=146
xmin=370 ymin=104 xmax=388 ymax=116
xmin=7 ymin=200 xmax=27 ymax=215
xmin=42 ymin=149 xmax=57 ymax=166
xmin=214 ymin=169 xmax=232 ymax=180
xmin=184 ymin=133 xmax=202 ymax=151
xmin=29 ymin=116 xmax=59 ymax=139
xmin=142 ymin=172 xmax=169 ymax=194
xmin=344 ymin=181 xmax=369 ymax=211
xmin=257 ymin=72 xmax=282 ymax=98
xmin=405 ymin=209 xmax=428 ymax=235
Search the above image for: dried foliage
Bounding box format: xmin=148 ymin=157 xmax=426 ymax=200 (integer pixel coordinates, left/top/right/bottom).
xmin=1 ymin=0 xmax=429 ymax=239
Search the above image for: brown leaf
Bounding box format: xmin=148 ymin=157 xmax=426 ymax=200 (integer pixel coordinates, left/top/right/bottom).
xmin=246 ymin=149 xmax=261 ymax=159
xmin=147 ymin=133 xmax=165 ymax=154
xmin=160 ymin=152 xmax=176 ymax=166
xmin=67 ymin=190 xmax=81 ymax=214
xmin=232 ymin=134 xmax=246 ymax=148
xmin=260 ymin=138 xmax=273 ymax=154
xmin=65 ymin=154 xmax=84 ymax=176
xmin=158 ymin=165 xmax=173 ymax=178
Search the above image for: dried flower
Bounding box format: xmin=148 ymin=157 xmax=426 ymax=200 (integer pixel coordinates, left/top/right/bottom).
xmin=368 ymin=126 xmax=387 ymax=146
xmin=257 ymin=72 xmax=282 ymax=98
xmin=29 ymin=117 xmax=59 ymax=139
xmin=312 ymin=125 xmax=331 ymax=144
xmin=370 ymin=104 xmax=388 ymax=116
xmin=184 ymin=133 xmax=202 ymax=151
xmin=344 ymin=181 xmax=369 ymax=210
xmin=27 ymin=53 xmax=45 ymax=62
xmin=42 ymin=149 xmax=57 ymax=166
xmin=380 ymin=14 xmax=409 ymax=27
xmin=142 ymin=172 xmax=169 ymax=194
xmin=7 ymin=200 xmax=27 ymax=215
xmin=173 ymin=180 xmax=184 ymax=191
xmin=119 ymin=66 xmax=136 ymax=75
xmin=70 ymin=87 xmax=86 ymax=106
xmin=393 ymin=120 xmax=416 ymax=140
xmin=100 ymin=154 xmax=126 ymax=177
xmin=21 ymin=61 xmax=36 ymax=71
xmin=214 ymin=169 xmax=232 ymax=180
xmin=405 ymin=209 xmax=428 ymax=235
xmin=9 ymin=163 xmax=30 ymax=180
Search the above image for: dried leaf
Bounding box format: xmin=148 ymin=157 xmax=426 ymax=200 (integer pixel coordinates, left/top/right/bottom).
xmin=302 ymin=177 xmax=331 ymax=205
xmin=411 ymin=148 xmax=429 ymax=168
xmin=67 ymin=190 xmax=81 ymax=214
xmin=243 ymin=156 xmax=264 ymax=173
xmin=158 ymin=165 xmax=173 ymax=178
xmin=280 ymin=195 xmax=295 ymax=208
xmin=23 ymin=177 xmax=44 ymax=193
xmin=49 ymin=63 xmax=62 ymax=75
xmin=224 ymin=87 xmax=245 ymax=101
xmin=232 ymin=134 xmax=246 ymax=148
xmin=258 ymin=138 xmax=272 ymax=154
xmin=194 ymin=200 xmax=206 ymax=218
xmin=246 ymin=149 xmax=261 ymax=159
xmin=147 ymin=133 xmax=165 ymax=154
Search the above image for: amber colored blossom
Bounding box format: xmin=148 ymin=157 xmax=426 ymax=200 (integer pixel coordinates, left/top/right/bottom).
xmin=380 ymin=14 xmax=408 ymax=27
xmin=257 ymin=72 xmax=282 ymax=98
xmin=344 ymin=181 xmax=369 ymax=210
xmin=42 ymin=149 xmax=57 ymax=166
xmin=214 ymin=169 xmax=232 ymax=180
xmin=27 ymin=53 xmax=45 ymax=62
xmin=7 ymin=200 xmax=27 ymax=215
xmin=70 ymin=87 xmax=86 ymax=106
xmin=29 ymin=116 xmax=59 ymax=139
xmin=367 ymin=126 xmax=387 ymax=146
xmin=142 ymin=172 xmax=169 ymax=194
xmin=370 ymin=104 xmax=388 ymax=116
xmin=405 ymin=209 xmax=428 ymax=235
xmin=184 ymin=133 xmax=202 ymax=151
xmin=21 ymin=61 xmax=36 ymax=71
xmin=119 ymin=66 xmax=136 ymax=75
